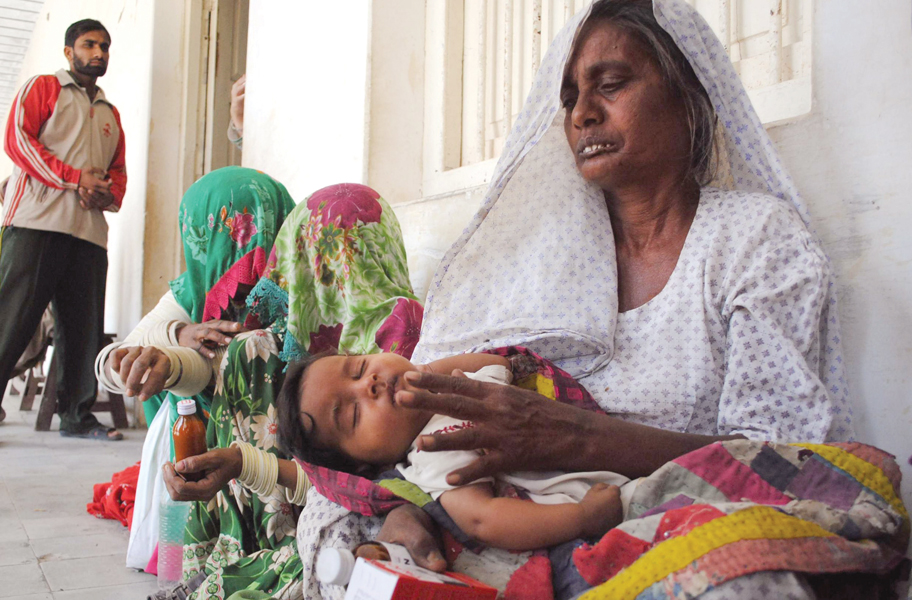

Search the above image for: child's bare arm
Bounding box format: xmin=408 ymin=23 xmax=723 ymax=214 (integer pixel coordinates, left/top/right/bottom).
xmin=422 ymin=353 xmax=510 ymax=376
xmin=439 ymin=482 xmax=622 ymax=551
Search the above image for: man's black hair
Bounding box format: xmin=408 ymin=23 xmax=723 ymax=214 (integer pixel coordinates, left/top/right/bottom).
xmin=276 ymin=349 xmax=363 ymax=475
xmin=65 ymin=19 xmax=110 ymax=48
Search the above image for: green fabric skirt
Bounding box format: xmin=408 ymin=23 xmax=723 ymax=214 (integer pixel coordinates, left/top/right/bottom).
xmin=183 ymin=332 xmax=302 ymax=600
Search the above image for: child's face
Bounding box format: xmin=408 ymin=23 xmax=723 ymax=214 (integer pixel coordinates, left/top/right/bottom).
xmin=298 ymin=353 xmax=431 ymax=466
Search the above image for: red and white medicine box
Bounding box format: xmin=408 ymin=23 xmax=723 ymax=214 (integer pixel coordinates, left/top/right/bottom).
xmin=343 ymin=557 xmax=498 ymax=600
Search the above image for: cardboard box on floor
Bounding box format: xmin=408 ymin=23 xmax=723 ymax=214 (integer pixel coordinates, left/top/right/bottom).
xmin=344 ymin=558 xmax=498 ymax=600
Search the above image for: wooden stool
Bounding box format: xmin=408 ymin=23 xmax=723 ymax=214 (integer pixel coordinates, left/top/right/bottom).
xmin=32 ymin=334 xmax=129 ymax=432
xmin=17 ymin=366 xmax=46 ymax=412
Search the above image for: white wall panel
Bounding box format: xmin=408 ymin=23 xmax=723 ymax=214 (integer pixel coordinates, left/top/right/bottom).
xmin=243 ymin=0 xmax=370 ymax=201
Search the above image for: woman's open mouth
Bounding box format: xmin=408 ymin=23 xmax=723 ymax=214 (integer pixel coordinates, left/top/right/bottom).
xmin=577 ymin=137 xmax=616 ymax=159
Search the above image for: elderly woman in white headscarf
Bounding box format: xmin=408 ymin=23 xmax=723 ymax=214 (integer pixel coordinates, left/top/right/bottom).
xmin=294 ymin=1 xmax=885 ymax=598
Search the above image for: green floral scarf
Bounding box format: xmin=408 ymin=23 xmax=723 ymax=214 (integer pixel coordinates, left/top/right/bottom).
xmin=249 ymin=182 xmax=423 ymax=360
xmin=171 ymin=166 xmax=296 ymax=324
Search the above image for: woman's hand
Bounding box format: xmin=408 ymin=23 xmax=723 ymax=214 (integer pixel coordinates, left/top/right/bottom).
xmin=110 ymin=346 xmax=171 ymax=401
xmin=229 ymin=74 xmax=246 ymax=134
xmin=176 ymin=320 xmax=247 ymax=359
xmin=377 ymin=504 xmax=447 ymax=572
xmin=162 ymin=447 xmax=243 ymax=502
xmin=397 ymin=371 xmax=743 ymax=481
xmin=396 ymin=371 xmax=595 ymax=486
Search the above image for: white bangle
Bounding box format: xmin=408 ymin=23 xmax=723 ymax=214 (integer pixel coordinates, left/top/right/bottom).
xmin=232 ymin=441 xmax=279 ymax=497
xmin=141 ymin=320 xmax=181 ymax=348
xmin=167 ymin=320 xmax=184 ymax=346
xmin=285 ymin=462 xmax=311 ymax=506
xmin=95 ymin=342 xmax=123 ymax=393
xmin=158 ymin=347 xmax=182 ymax=389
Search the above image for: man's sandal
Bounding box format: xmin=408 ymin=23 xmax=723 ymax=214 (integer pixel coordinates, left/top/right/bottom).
xmin=59 ymin=424 xmax=124 ymax=441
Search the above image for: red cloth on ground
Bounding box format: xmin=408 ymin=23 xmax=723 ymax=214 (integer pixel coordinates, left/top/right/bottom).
xmin=87 ymin=461 xmax=140 ymax=528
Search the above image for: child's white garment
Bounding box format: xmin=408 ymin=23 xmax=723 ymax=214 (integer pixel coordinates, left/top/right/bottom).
xmin=397 ymin=365 xmax=638 ymax=514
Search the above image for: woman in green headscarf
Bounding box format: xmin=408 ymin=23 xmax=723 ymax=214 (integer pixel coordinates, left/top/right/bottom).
xmin=162 ymin=183 xmax=424 ymax=600
xmin=95 ymin=166 xmax=295 ymax=573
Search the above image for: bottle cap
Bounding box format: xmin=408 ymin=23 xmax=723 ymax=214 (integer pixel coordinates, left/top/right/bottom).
xmin=176 ymin=399 xmax=197 ymax=416
xmin=316 ymin=548 xmax=356 ymax=586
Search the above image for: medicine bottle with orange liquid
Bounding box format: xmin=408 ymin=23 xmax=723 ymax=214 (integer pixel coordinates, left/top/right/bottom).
xmin=172 ymin=399 xmax=208 ymax=481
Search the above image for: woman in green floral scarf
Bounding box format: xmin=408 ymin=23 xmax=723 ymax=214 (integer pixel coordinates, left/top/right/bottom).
xmin=137 ymin=165 xmax=297 ymax=431
xmin=100 ymin=167 xmax=296 ymax=577
xmin=175 ymin=183 xmax=423 ymax=600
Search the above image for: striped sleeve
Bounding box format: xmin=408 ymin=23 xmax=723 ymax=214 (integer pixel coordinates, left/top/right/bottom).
xmin=3 ymin=75 xmax=80 ymax=190
xmin=104 ymin=105 xmax=127 ymax=211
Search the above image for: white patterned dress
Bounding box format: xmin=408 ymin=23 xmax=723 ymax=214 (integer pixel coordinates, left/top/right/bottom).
xmin=589 ymin=187 xmax=852 ymax=442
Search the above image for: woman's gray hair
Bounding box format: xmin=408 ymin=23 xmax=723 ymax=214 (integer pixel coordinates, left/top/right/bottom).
xmin=581 ymin=0 xmax=717 ymax=185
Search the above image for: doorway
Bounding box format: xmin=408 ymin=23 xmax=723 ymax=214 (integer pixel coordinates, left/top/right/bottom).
xmin=204 ymin=0 xmax=249 ymax=172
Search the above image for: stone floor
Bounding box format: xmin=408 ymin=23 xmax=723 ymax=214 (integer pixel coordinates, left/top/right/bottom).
xmin=0 ymin=400 xmax=157 ymax=599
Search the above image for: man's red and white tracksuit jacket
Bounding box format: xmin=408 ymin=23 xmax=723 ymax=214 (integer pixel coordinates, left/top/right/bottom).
xmin=3 ymin=69 xmax=126 ymax=249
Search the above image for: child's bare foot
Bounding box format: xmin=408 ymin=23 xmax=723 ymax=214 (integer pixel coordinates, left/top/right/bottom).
xmin=578 ymin=483 xmax=623 ymax=538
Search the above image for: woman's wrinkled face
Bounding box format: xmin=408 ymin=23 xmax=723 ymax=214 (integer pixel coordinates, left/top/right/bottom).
xmin=561 ymin=21 xmax=691 ymax=191
xmin=298 ymin=353 xmax=430 ymax=466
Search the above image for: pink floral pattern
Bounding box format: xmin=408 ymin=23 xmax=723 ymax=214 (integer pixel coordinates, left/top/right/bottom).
xmin=306 ymin=183 xmax=382 ymax=229
xmin=375 ymin=298 xmax=424 ymax=359
xmin=229 ymin=210 xmax=258 ymax=247
xmin=309 ymin=323 xmax=343 ymax=354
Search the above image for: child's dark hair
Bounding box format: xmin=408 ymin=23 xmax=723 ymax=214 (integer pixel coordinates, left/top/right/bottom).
xmin=276 ymin=349 xmax=363 ymax=474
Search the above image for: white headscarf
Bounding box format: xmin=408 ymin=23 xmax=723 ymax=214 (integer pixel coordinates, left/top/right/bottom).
xmin=412 ymin=0 xmax=842 ymax=390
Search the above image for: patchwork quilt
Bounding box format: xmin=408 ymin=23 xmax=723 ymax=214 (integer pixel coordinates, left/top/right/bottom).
xmin=296 ymin=347 xmax=908 ymax=599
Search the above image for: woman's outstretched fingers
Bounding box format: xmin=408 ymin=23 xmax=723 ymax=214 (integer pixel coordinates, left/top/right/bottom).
xmin=417 ymin=424 xmax=486 ymax=452
xmin=404 ymin=376 xmax=603 ymax=477
xmin=397 ymin=388 xmax=491 ymax=422
xmin=403 ymin=370 xmax=487 ymax=397
xmin=397 ymin=372 xmax=504 ymax=423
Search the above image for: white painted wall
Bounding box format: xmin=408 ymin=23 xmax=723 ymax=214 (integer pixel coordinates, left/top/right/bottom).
xmin=767 ymin=0 xmax=912 ymax=515
xmin=243 ymin=0 xmax=371 ymax=201
xmin=140 ymin=0 xmax=195 ymax=315
xmin=0 ymin=0 xmax=155 ymax=339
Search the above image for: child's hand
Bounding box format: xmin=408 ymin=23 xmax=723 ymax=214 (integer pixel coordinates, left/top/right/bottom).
xmin=578 ymin=483 xmax=623 ymax=539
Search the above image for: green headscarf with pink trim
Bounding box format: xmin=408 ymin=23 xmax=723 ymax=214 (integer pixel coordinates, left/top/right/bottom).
xmin=170 ymin=166 xmax=296 ymax=324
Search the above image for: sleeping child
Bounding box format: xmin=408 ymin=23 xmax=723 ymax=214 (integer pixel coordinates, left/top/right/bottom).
xmin=276 ymin=350 xmax=636 ymax=551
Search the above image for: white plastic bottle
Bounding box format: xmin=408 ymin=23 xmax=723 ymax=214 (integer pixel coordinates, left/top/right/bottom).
xmin=316 ymin=541 xmax=414 ymax=586
xmin=157 ymin=493 xmax=191 ymax=589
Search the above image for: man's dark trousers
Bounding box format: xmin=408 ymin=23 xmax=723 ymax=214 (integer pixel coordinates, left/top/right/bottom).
xmin=0 ymin=226 xmax=107 ymax=432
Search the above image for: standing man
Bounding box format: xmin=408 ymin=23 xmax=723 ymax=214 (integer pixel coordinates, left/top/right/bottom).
xmin=0 ymin=19 xmax=126 ymax=439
